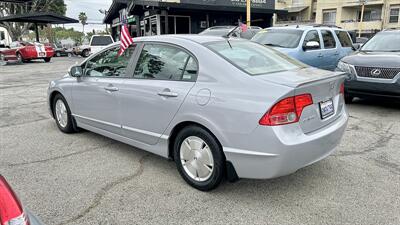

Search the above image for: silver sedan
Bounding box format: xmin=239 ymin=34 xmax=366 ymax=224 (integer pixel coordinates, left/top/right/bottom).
xmin=48 ymin=35 xmax=348 ymax=191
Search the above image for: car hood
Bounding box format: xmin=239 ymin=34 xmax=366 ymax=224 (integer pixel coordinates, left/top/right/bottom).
xmin=341 ymin=51 xmax=400 ymax=67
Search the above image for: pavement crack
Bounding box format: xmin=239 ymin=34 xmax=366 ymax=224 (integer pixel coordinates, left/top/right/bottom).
xmin=0 ymin=117 xmax=50 ymax=129
xmin=57 ymin=154 xmax=151 ymax=225
xmin=7 ymin=142 xmax=116 ymax=167
xmin=335 ymin=133 xmax=394 ymax=157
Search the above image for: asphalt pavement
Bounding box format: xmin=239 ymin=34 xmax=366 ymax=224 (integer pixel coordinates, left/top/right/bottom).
xmin=0 ymin=57 xmax=399 ymax=225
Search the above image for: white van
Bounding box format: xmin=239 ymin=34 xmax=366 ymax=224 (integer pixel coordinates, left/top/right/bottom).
xmin=0 ymin=27 xmax=12 ymax=48
xmin=74 ymin=35 xmax=114 ymax=57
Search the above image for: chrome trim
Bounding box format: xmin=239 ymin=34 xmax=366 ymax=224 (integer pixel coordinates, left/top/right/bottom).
xmin=224 ymin=147 xmax=279 ymax=157
xmin=72 ymin=114 xmax=121 ymax=128
xmin=72 ymin=114 xmax=170 ymax=140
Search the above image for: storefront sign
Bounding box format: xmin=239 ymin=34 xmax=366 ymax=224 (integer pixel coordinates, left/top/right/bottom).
xmin=181 ymin=0 xmax=274 ymax=9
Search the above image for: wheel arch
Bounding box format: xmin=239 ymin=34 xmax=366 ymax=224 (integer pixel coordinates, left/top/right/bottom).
xmin=49 ymin=90 xmax=63 ymax=118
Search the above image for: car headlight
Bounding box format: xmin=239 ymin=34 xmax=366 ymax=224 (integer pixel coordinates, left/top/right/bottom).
xmin=337 ymin=61 xmax=356 ymax=80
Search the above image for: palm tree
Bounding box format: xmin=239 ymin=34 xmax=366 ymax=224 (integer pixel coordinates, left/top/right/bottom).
xmin=78 ymin=12 xmax=88 ymax=33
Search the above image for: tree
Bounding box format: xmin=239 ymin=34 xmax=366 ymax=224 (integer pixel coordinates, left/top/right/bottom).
xmin=78 ymin=12 xmax=88 ymax=34
xmin=0 ymin=0 xmax=66 ymax=41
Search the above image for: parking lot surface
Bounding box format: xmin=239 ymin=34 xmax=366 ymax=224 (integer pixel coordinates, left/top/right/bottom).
xmin=0 ymin=57 xmax=399 ymax=225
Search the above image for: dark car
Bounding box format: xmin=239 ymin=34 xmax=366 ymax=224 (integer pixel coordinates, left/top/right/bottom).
xmin=337 ymin=29 xmax=400 ymax=102
xmin=48 ymin=43 xmax=73 ymax=57
xmin=199 ymin=25 xmax=262 ymax=39
xmin=0 ymin=175 xmax=44 ymax=225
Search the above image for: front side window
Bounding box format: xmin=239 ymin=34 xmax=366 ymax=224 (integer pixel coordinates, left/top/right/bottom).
xmin=207 ymin=41 xmax=305 ymax=75
xmin=321 ymin=30 xmax=336 ymax=49
xmin=389 ymin=7 xmax=400 ymax=23
xmin=84 ymin=46 xmax=135 ymax=77
xmin=303 ymin=30 xmax=321 ymax=49
xmin=10 ymin=42 xmax=18 ymax=48
xmin=335 ymin=30 xmax=353 ymax=47
xmin=134 ymin=44 xmax=197 ymax=81
xmin=252 ymin=29 xmax=304 ymax=48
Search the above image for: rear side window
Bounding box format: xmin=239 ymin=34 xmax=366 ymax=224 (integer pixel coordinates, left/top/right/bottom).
xmin=321 ymin=30 xmax=336 ymax=49
xmin=335 ymin=31 xmax=353 ymax=47
xmin=303 ymin=30 xmax=321 ymax=49
xmin=134 ymin=44 xmax=198 ymax=81
xmin=91 ymin=36 xmax=114 ymax=46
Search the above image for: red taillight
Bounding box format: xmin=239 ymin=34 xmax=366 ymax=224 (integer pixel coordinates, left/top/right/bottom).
xmin=340 ymin=83 xmax=345 ymax=95
xmin=259 ymin=94 xmax=313 ymax=126
xmin=0 ymin=176 xmax=29 ymax=225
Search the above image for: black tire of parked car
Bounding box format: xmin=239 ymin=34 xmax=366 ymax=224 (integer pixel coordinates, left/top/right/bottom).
xmin=173 ymin=125 xmax=225 ymax=191
xmin=44 ymin=58 xmax=51 ymax=63
xmin=345 ymin=93 xmax=354 ymax=104
xmin=16 ymin=53 xmax=23 ymax=64
xmin=52 ymin=94 xmax=75 ymax=133
xmin=82 ymin=49 xmax=90 ymax=58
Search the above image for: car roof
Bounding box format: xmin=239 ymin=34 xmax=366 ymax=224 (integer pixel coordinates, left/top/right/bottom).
xmin=266 ymin=25 xmax=347 ymax=32
xmin=131 ymin=34 xmax=235 ymax=44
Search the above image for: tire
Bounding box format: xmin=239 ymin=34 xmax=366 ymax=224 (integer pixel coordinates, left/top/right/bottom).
xmin=344 ymin=93 xmax=354 ymax=104
xmin=82 ymin=49 xmax=90 ymax=58
xmin=67 ymin=53 xmax=72 ymax=57
xmin=52 ymin=94 xmax=75 ymax=133
xmin=44 ymin=57 xmax=51 ymax=63
xmin=56 ymin=52 xmax=61 ymax=57
xmin=16 ymin=53 xmax=23 ymax=64
xmin=173 ymin=126 xmax=225 ymax=191
xmin=0 ymin=54 xmax=6 ymax=66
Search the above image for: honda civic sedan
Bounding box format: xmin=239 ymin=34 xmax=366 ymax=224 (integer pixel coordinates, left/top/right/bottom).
xmin=48 ymin=35 xmax=348 ymax=191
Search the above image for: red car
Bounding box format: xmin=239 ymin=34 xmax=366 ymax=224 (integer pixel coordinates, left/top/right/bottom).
xmin=0 ymin=41 xmax=54 ymax=64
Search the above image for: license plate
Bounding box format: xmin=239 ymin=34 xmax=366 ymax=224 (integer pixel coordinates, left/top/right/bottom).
xmin=319 ymin=99 xmax=334 ymax=119
xmin=39 ymin=52 xmax=45 ymax=57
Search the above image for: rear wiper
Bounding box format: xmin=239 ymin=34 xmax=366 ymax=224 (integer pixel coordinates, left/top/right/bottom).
xmin=264 ymin=43 xmax=285 ymax=48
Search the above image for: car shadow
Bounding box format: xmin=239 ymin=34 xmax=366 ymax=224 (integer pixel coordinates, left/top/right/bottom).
xmin=351 ymin=97 xmax=400 ymax=110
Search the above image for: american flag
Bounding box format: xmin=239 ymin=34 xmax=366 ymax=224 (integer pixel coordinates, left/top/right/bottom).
xmin=118 ymin=15 xmax=133 ymax=56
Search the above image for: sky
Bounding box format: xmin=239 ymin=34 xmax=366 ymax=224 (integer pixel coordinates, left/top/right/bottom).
xmin=63 ymin=0 xmax=113 ymax=33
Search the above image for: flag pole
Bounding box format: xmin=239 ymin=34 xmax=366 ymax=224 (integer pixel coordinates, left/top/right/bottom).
xmin=247 ymin=0 xmax=251 ymax=27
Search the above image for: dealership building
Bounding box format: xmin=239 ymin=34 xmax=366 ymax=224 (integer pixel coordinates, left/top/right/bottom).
xmin=104 ymin=0 xmax=285 ymax=40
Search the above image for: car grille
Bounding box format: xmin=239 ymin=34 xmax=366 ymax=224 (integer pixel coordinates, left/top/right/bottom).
xmin=355 ymin=66 xmax=400 ymax=79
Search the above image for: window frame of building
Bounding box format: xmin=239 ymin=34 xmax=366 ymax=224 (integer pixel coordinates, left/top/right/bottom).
xmin=322 ymin=9 xmax=337 ymax=26
xmin=357 ymin=8 xmax=382 ymax=22
xmin=389 ymin=5 xmax=400 ymax=23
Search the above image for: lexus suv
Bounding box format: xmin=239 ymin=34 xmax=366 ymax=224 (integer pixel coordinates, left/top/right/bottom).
xmin=337 ymin=29 xmax=400 ymax=102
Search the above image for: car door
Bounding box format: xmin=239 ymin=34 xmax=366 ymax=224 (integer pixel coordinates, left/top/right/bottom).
xmin=119 ymin=43 xmax=198 ymax=145
xmin=71 ymin=45 xmax=136 ymax=135
xmin=320 ymin=29 xmax=339 ymax=70
xmin=299 ymin=30 xmax=324 ymax=68
xmin=334 ymin=30 xmax=354 ymax=61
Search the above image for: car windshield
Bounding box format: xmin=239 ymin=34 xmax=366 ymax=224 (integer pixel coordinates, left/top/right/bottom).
xmin=200 ymin=29 xmax=233 ymax=36
xmin=91 ymin=36 xmax=113 ymax=46
xmin=361 ymin=32 xmax=400 ymax=52
xmin=206 ymin=40 xmax=306 ymax=75
xmin=252 ymin=29 xmax=304 ymax=48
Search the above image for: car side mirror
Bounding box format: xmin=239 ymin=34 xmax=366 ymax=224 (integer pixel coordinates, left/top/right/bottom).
xmin=303 ymin=41 xmax=320 ymax=51
xmin=352 ymin=43 xmax=361 ymax=51
xmin=69 ymin=65 xmax=83 ymax=77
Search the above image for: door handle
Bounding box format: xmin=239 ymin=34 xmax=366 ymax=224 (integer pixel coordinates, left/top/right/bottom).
xmin=104 ymin=86 xmax=119 ymax=92
xmin=158 ymin=91 xmax=178 ymax=98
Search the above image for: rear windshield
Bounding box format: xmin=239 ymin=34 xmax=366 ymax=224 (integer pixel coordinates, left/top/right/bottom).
xmin=91 ymin=36 xmax=113 ymax=46
xmin=200 ymin=29 xmax=232 ymax=36
xmin=361 ymin=32 xmax=400 ymax=52
xmin=252 ymin=29 xmax=304 ymax=48
xmin=206 ymin=41 xmax=305 ymax=75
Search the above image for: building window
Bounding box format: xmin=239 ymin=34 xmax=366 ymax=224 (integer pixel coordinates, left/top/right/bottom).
xmin=358 ymin=9 xmax=381 ymax=22
xmin=323 ymin=10 xmax=337 ymax=25
xmin=389 ymin=6 xmax=400 ymax=23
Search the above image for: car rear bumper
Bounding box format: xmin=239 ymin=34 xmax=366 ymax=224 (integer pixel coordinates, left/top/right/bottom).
xmin=224 ymin=108 xmax=348 ymax=179
xmin=345 ymin=79 xmax=400 ymax=98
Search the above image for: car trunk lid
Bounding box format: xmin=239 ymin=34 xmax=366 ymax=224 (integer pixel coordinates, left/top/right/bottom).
xmin=256 ymin=67 xmax=346 ymax=133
